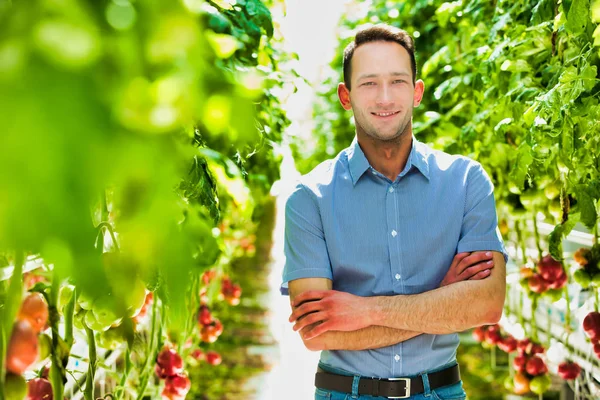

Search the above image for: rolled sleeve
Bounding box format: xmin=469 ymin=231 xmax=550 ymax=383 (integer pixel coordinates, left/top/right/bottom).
xmin=280 ymin=183 xmax=333 ymax=295
xmin=456 ymin=162 xmax=509 ymax=262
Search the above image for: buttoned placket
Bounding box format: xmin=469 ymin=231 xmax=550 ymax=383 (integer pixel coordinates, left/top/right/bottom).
xmin=386 ymin=178 xmax=405 ymax=376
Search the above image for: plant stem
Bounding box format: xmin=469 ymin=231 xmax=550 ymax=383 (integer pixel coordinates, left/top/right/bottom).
xmin=96 ymin=222 xmax=120 ymax=253
xmin=595 ymin=288 xmax=599 ymax=313
xmin=564 ymin=286 xmax=571 ymax=332
xmin=519 ymin=291 xmax=524 ymax=328
xmin=515 ymin=220 xmax=527 ymax=262
xmin=115 ymin=346 xmax=132 ymax=400
xmin=49 ymin=268 xmax=65 ymax=400
xmin=84 ymin=324 xmax=97 ymax=400
xmin=532 ymin=297 xmax=539 ymax=342
xmin=64 ymin=286 xmax=76 ymax=348
xmin=532 ymin=216 xmax=543 ymax=260
xmin=0 ymin=252 xmax=24 ymax=400
xmin=136 ymin=293 xmax=159 ymax=400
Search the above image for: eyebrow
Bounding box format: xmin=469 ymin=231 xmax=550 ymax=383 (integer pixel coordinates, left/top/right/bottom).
xmin=357 ymin=72 xmax=411 ymax=81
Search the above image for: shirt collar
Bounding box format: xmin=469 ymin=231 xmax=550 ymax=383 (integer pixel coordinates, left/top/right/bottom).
xmin=346 ymin=136 xmax=430 ymax=186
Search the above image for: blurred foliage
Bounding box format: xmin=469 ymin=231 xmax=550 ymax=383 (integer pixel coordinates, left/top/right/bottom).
xmin=0 ymin=0 xmax=291 ymax=397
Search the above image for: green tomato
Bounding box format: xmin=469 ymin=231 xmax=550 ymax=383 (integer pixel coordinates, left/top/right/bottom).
xmin=4 ymin=373 xmax=27 ymax=399
xmin=124 ymin=280 xmax=147 ymax=317
xmin=91 ymin=295 xmax=122 ymax=328
xmin=592 ymin=272 xmax=600 ymax=287
xmin=78 ymin=290 xmax=97 ymax=311
xmin=503 ymin=375 xmax=514 ymax=391
xmin=529 ymin=374 xmax=551 ymax=394
xmin=58 ymin=284 xmax=74 ymax=313
xmin=84 ymin=310 xmax=113 ymax=332
xmin=544 ymin=288 xmax=563 ymax=303
xmin=97 ymin=327 xmax=126 ymax=350
xmin=39 ymin=333 xmax=52 ymax=360
xmin=574 ymin=269 xmax=592 ymax=288
xmin=544 ymin=182 xmax=561 ymax=200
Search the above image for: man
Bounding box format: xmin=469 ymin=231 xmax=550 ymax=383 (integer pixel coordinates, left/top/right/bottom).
xmin=281 ymin=24 xmax=508 ymax=400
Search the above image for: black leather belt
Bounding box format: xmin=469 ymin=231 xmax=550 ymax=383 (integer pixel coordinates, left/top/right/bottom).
xmin=315 ymin=364 xmax=461 ymax=399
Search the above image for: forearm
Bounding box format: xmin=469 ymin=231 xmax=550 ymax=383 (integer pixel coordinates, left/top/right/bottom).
xmin=369 ymin=274 xmax=505 ymax=334
xmin=304 ymin=325 xmax=421 ymax=351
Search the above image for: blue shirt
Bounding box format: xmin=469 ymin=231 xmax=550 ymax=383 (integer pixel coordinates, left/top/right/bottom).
xmin=281 ymin=135 xmax=508 ymax=378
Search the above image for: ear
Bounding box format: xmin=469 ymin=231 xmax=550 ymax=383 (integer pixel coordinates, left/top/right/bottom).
xmin=337 ymin=82 xmax=352 ymax=111
xmin=413 ymin=79 xmax=425 ymax=107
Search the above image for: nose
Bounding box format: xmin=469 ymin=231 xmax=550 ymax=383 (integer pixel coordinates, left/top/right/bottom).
xmin=376 ymin=84 xmax=394 ymax=107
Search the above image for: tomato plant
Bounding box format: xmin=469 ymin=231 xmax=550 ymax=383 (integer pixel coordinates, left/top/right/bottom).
xmin=0 ymin=0 xmax=291 ymax=398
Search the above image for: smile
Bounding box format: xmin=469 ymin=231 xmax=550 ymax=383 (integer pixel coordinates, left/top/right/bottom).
xmin=371 ymin=111 xmax=400 ymax=117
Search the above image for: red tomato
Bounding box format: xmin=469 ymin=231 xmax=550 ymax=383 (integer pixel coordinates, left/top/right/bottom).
xmin=528 ymin=274 xmax=548 ymax=294
xmin=18 ymin=293 xmax=49 ymax=333
xmin=197 ymin=305 xmax=212 ymax=326
xmin=6 ymin=320 xmax=39 ymax=375
xmin=206 ymin=351 xmax=222 ymax=366
xmin=513 ymin=354 xmax=528 ymax=373
xmin=26 ymin=378 xmax=53 ymax=400
xmin=583 ymin=312 xmax=600 ymax=341
xmin=498 ymin=336 xmax=517 ymax=353
xmin=164 ymin=373 xmax=191 ymax=396
xmin=538 ymin=255 xmax=563 ymax=282
xmin=525 ymin=355 xmax=548 ymax=376
xmin=558 ymin=361 xmax=581 ymax=380
xmin=472 ymin=326 xmax=486 ymax=342
xmin=156 ymin=348 xmax=183 ymax=379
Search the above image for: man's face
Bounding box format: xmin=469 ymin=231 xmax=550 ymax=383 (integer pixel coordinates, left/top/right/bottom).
xmin=340 ymin=41 xmax=423 ymax=142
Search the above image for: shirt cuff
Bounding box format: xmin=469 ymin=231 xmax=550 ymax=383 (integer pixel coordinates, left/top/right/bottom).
xmin=280 ymin=268 xmax=333 ymax=296
xmin=457 ymin=240 xmax=509 ymax=263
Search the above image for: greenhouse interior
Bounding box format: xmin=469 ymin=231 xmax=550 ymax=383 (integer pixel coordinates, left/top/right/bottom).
xmin=1 ymin=0 xmax=600 ymax=399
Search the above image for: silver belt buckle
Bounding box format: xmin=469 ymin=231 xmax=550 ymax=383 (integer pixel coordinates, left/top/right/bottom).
xmin=387 ymin=377 xmax=411 ymax=399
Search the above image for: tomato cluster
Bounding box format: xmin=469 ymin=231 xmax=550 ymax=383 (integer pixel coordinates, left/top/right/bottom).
xmin=572 ymin=245 xmax=600 ymax=288
xmin=509 ymin=338 xmax=551 ymax=395
xmin=219 ymin=277 xmax=242 ymax=306
xmin=197 ymin=305 xmax=224 ymax=343
xmin=155 ymin=347 xmax=191 ymax=400
xmin=3 ymin=292 xmax=56 ymax=399
xmin=472 ymin=324 xmax=517 ymax=353
xmin=519 ymin=255 xmax=567 ymax=301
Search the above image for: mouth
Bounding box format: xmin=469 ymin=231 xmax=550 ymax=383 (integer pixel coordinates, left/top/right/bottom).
xmin=371 ymin=111 xmax=400 ymax=119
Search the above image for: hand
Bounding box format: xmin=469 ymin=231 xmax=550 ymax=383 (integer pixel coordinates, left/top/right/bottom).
xmin=288 ymin=290 xmax=370 ymax=340
xmin=440 ymin=251 xmax=494 ymax=287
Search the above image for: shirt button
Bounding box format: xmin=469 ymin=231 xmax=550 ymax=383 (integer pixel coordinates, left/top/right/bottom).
xmin=391 ymin=230 xmax=397 ymax=237
xmin=389 ymin=187 xmax=394 ymax=193
xmin=395 ymin=355 xmax=400 ymax=362
xmin=395 ymin=274 xmax=401 ymax=280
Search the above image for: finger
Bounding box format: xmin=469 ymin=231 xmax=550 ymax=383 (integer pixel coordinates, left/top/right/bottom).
xmin=450 ymin=252 xmax=471 ymax=270
xmin=457 ymin=252 xmax=493 ymax=275
xmin=289 ymin=301 xmax=322 ymax=322
xmin=304 ymin=321 xmax=331 ymax=340
xmin=293 ymin=312 xmax=327 ymax=332
xmin=292 ymin=290 xmax=328 ymax=307
xmin=460 ymin=260 xmax=494 ymax=280
xmin=468 ymin=269 xmax=492 ymax=280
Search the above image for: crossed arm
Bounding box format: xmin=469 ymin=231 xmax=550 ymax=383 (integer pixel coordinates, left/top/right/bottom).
xmin=288 ymin=251 xmax=506 ymax=351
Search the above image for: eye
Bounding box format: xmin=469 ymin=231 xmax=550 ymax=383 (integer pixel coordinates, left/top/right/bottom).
xmin=362 ymin=82 xmax=375 ymax=86
xmin=393 ymin=79 xmax=407 ymax=84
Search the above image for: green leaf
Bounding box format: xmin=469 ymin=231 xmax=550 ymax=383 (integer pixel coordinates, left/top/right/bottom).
xmin=565 ymin=0 xmax=590 ymax=35
xmin=574 ymin=186 xmax=599 ymax=228
xmin=593 ymin=0 xmax=600 ymax=22
xmin=581 ymin=64 xmax=598 ymax=91
xmin=510 ymin=143 xmax=534 ymax=189
xmin=548 ymin=212 xmax=580 ymax=260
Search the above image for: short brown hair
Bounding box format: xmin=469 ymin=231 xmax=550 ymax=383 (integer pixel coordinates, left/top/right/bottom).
xmin=343 ymin=24 xmax=417 ymax=90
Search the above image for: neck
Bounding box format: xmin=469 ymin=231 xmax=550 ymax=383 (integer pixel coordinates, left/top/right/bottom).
xmin=356 ymin=130 xmax=413 ymax=181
